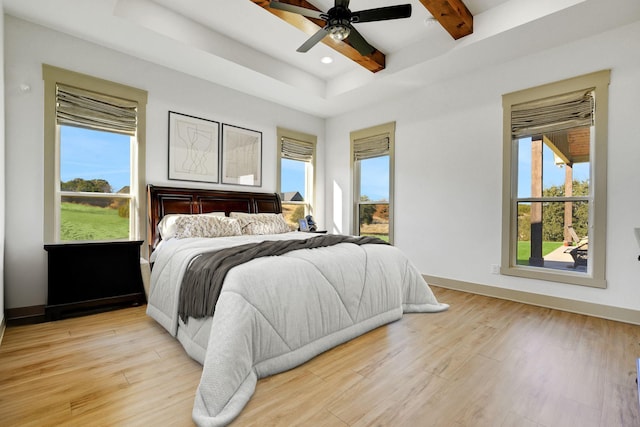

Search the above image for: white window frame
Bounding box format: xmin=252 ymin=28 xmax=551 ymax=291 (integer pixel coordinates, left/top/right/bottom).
xmin=350 ymin=122 xmax=395 ymax=244
xmin=276 ymin=127 xmax=317 ymax=218
xmin=501 ymin=70 xmax=610 ymax=288
xmin=42 ymin=65 xmax=148 ymax=247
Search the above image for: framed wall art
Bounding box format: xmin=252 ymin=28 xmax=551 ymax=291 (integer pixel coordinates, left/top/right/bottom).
xmin=168 ymin=111 xmax=220 ymax=183
xmin=221 ymin=123 xmax=262 ymax=187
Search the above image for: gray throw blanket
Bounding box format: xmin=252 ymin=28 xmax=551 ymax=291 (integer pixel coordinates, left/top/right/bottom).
xmin=178 ymin=235 xmax=388 ymax=322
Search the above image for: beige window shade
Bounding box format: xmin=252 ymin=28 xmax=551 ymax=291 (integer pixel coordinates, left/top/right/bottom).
xmin=353 ymin=135 xmax=389 ymax=161
xmin=511 ymin=89 xmax=594 ymax=138
xmin=281 ymin=137 xmax=314 ymax=162
xmin=56 ymin=84 xmax=138 ymax=136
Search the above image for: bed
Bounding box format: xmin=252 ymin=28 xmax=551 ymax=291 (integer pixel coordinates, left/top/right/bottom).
xmin=145 ymin=185 xmax=448 ymax=427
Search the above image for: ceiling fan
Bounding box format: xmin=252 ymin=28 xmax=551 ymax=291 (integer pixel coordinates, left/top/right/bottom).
xmin=269 ymin=0 xmax=412 ymax=56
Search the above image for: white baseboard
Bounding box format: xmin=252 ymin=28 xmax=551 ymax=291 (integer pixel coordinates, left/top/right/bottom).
xmin=425 ymin=275 xmax=640 ymax=326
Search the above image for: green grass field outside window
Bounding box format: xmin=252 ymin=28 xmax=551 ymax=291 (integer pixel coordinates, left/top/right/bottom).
xmin=60 ymin=202 xmax=129 ymax=241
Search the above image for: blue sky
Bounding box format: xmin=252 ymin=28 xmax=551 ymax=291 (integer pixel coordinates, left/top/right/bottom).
xmin=281 ymin=156 xmax=390 ymax=202
xmin=63 ymin=125 xmax=392 ymax=200
xmin=60 ymin=126 xmax=131 ymax=192
xmin=517 ymin=137 xmax=589 ymax=197
xmin=359 ymin=156 xmax=389 ymax=201
xmin=281 ymin=158 xmax=306 ymax=198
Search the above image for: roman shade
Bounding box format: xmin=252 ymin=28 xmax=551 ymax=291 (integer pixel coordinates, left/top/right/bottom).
xmin=353 ymin=135 xmax=390 ymax=161
xmin=56 ymin=83 xmax=138 ymax=136
xmin=511 ymin=89 xmax=594 ymax=138
xmin=280 ymin=137 xmax=314 ymax=163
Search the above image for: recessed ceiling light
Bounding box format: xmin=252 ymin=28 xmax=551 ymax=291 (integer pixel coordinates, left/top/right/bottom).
xmin=320 ymin=56 xmax=334 ymax=64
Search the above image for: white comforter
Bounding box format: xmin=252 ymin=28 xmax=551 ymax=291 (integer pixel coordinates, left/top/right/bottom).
xmin=147 ymin=232 xmax=448 ymax=426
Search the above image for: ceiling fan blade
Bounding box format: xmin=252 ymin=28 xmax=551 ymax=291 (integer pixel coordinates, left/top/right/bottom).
xmin=297 ymin=28 xmax=329 ymax=52
xmin=351 ymin=4 xmax=412 ymax=23
xmin=345 ymin=25 xmax=374 ymax=56
xmin=269 ymin=1 xmax=324 ymax=20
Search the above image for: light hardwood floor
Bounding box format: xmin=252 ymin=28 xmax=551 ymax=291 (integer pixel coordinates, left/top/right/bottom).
xmin=1 ymin=286 xmax=638 ymax=426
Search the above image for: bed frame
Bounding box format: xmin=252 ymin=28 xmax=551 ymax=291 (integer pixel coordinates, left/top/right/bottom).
xmin=147 ymin=185 xmax=282 ymax=255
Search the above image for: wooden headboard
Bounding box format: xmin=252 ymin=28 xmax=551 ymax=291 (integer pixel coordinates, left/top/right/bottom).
xmin=147 ymin=185 xmax=282 ymax=255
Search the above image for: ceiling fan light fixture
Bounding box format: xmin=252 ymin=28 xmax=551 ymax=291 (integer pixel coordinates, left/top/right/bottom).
xmin=328 ymin=19 xmax=350 ymax=41
xmin=273 ymin=0 xmax=412 ymax=58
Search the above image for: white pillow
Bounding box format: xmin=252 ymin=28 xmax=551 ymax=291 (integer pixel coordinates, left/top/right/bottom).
xmin=173 ymin=215 xmax=242 ymax=239
xmin=229 ymin=212 xmax=291 ymax=235
xmin=157 ymin=212 xmax=225 ymax=239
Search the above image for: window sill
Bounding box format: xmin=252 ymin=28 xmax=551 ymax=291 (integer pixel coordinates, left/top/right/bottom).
xmin=500 ymin=265 xmax=606 ymax=288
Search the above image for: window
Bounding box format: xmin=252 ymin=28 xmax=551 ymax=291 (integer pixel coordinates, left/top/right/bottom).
xmin=43 ymin=65 xmax=147 ymax=245
xmin=351 ymin=122 xmax=395 ymax=243
xmin=501 ymin=70 xmax=610 ymax=287
xmin=277 ymin=128 xmax=316 ymax=230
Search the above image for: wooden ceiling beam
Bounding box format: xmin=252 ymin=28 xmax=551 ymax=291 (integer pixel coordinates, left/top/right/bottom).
xmin=418 ymin=0 xmax=473 ymax=39
xmin=251 ymin=0 xmax=473 ymax=73
xmin=250 ymin=0 xmax=386 ymax=73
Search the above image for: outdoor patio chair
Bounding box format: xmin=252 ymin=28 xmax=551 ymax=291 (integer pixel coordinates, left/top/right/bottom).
xmin=565 ymin=225 xmax=588 ymax=268
xmin=567 ymin=225 xmax=586 ymax=245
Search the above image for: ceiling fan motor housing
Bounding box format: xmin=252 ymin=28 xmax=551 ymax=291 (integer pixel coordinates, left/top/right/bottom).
xmin=269 ymin=0 xmax=412 ymax=56
xmin=325 ymin=5 xmax=352 ymax=41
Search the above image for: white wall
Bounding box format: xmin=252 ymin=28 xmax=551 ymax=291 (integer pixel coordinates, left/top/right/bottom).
xmin=0 ymin=1 xmax=5 ymax=330
xmin=325 ymin=20 xmax=640 ymax=311
xmin=3 ymin=15 xmax=325 ymax=309
xmin=5 ymin=13 xmax=640 ymax=314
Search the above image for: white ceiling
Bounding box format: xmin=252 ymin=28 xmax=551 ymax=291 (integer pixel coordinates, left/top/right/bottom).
xmin=4 ymin=0 xmax=640 ymax=118
xmin=147 ymin=0 xmax=507 ymax=81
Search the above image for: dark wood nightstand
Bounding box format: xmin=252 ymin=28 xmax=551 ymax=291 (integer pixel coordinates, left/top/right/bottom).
xmin=44 ymin=240 xmax=146 ymax=320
